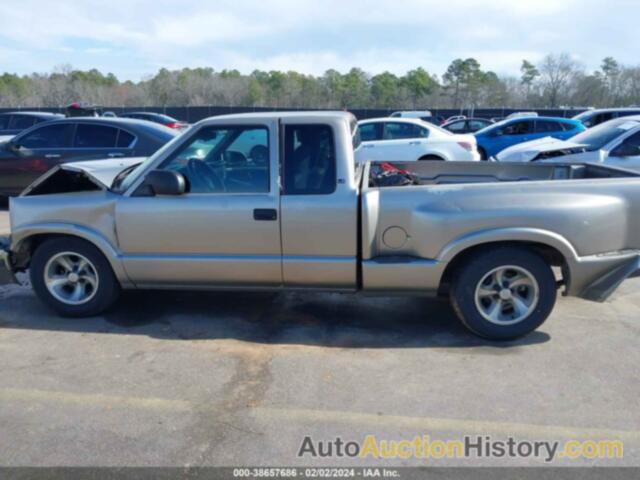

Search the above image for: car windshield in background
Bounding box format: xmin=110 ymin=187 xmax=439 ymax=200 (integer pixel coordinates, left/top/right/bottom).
xmin=475 ymin=121 xmax=504 ymax=135
xmin=573 ymin=111 xmax=593 ymax=121
xmin=571 ymin=119 xmax=640 ymax=151
xmin=111 ymin=131 xmax=183 ymax=193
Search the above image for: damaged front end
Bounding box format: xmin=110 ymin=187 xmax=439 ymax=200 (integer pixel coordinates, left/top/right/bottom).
xmin=0 ymin=236 xmax=17 ymax=285
xmin=21 ymin=157 xmax=143 ymax=197
xmin=0 ymin=157 xmax=143 ymax=286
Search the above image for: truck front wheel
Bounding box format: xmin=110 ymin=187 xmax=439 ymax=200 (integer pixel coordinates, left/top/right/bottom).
xmin=30 ymin=237 xmax=121 ymax=317
xmin=450 ymin=247 xmax=557 ymax=340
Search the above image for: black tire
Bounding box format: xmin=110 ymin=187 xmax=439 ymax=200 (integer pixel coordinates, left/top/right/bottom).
xmin=30 ymin=237 xmax=121 ymax=317
xmin=477 ymin=147 xmax=487 ymax=160
xmin=419 ymin=155 xmax=445 ymax=161
xmin=450 ymin=247 xmax=557 ymax=340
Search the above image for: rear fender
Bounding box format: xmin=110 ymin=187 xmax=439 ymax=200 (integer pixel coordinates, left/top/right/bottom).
xmin=437 ymin=227 xmax=579 ymax=265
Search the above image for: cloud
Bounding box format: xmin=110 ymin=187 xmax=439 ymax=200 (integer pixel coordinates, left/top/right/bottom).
xmin=0 ymin=0 xmax=637 ymax=80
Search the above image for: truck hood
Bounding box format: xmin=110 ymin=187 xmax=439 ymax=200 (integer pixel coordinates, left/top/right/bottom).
xmin=22 ymin=157 xmax=145 ymax=196
xmin=60 ymin=157 xmax=145 ymax=187
xmin=495 ymin=137 xmax=588 ymax=162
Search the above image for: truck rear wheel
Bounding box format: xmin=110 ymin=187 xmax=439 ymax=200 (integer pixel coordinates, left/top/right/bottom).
xmin=30 ymin=237 xmax=121 ymax=317
xmin=450 ymin=247 xmax=557 ymax=340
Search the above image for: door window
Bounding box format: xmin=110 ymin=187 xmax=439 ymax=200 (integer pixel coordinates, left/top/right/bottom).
xmin=74 ymin=124 xmax=119 ymax=148
xmin=18 ymin=123 xmax=74 ymax=149
xmin=535 ymin=120 xmax=563 ymax=133
xmin=503 ymin=120 xmax=532 ymax=135
xmin=0 ymin=115 xmax=9 ymax=129
xmin=117 ymin=130 xmax=136 ymax=148
xmin=383 ymin=122 xmax=429 ymax=140
xmin=283 ymin=124 xmax=336 ymax=195
xmin=159 ymin=125 xmax=270 ymax=194
xmin=359 ymin=123 xmax=381 ymax=141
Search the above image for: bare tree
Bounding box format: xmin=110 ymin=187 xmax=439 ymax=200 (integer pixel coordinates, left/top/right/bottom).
xmin=538 ymin=53 xmax=582 ymax=107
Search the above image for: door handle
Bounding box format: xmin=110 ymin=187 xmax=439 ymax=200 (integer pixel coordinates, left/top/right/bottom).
xmin=45 ymin=154 xmax=61 ymax=159
xmin=363 ymin=144 xmax=375 ymax=148
xmin=108 ymin=153 xmax=125 ymax=158
xmin=409 ymin=141 xmax=421 ymax=145
xmin=253 ymin=208 xmax=278 ymax=221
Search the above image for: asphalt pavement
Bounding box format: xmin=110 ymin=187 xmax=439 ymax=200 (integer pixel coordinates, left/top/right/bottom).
xmin=0 ymin=209 xmax=638 ymax=467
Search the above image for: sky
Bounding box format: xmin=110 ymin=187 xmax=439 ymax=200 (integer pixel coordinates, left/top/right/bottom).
xmin=0 ymin=0 xmax=638 ymax=81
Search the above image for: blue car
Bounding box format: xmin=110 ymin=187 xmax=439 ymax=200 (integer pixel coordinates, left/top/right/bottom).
xmin=474 ymin=116 xmax=585 ymax=159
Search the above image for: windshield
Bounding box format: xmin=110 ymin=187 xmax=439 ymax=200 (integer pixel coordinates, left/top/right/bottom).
xmin=570 ymin=118 xmax=640 ymax=151
xmin=572 ymin=111 xmax=594 ymax=121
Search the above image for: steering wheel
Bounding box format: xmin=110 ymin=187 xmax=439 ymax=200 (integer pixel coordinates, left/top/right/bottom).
xmin=186 ymin=158 xmax=224 ymax=192
xmin=249 ymin=145 xmax=269 ymax=165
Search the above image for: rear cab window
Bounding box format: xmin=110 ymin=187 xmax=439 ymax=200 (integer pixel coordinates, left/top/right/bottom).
xmin=283 ymin=124 xmax=336 ymax=195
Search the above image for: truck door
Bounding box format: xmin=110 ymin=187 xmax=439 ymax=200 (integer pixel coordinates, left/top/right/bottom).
xmin=116 ymin=120 xmax=282 ymax=287
xmin=279 ymin=120 xmax=358 ymax=289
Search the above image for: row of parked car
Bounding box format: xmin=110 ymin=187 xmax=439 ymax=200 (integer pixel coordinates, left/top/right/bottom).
xmin=0 ymin=111 xmax=183 ymax=199
xmin=1 ymin=106 xmax=640 ymax=200
xmin=354 ymin=108 xmax=640 ymax=168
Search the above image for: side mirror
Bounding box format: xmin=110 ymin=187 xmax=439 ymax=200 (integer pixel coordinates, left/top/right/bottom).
xmin=145 ymin=170 xmax=186 ymax=195
xmin=611 ymin=144 xmax=640 ymax=157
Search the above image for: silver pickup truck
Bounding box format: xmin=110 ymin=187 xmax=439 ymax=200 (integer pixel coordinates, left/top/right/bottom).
xmin=2 ymin=111 xmax=640 ymax=340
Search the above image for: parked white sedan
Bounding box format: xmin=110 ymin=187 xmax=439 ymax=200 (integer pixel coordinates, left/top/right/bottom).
xmin=494 ymin=116 xmax=640 ymax=170
xmin=355 ymin=117 xmax=481 ymax=162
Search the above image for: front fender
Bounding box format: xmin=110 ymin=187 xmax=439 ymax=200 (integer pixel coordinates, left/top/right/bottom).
xmin=10 ymin=222 xmax=132 ymax=287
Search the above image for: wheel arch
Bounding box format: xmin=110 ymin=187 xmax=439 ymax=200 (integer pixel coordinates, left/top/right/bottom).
xmin=436 ymin=229 xmax=577 ymax=295
xmin=10 ymin=224 xmax=131 ymax=286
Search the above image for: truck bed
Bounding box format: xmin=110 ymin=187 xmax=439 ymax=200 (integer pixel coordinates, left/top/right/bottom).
xmin=367 ymin=161 xmax=639 ymax=187
xmin=360 ymin=159 xmax=640 ymax=297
